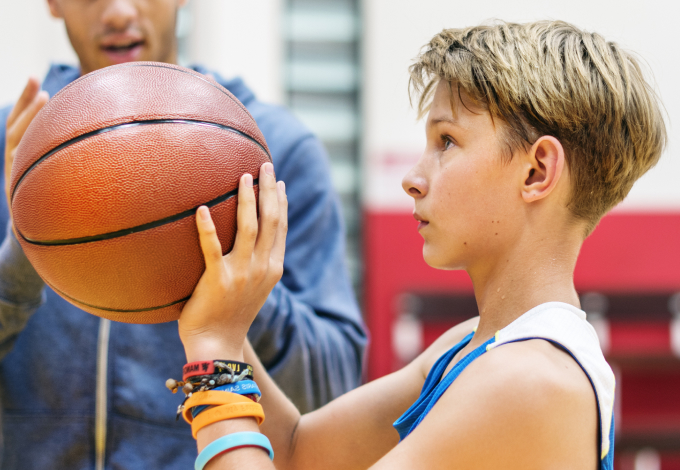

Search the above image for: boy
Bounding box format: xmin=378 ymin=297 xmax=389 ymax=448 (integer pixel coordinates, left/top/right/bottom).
xmin=174 ymin=21 xmax=666 ymax=469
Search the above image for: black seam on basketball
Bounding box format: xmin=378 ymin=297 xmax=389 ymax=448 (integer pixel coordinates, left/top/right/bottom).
xmin=11 ymin=119 xmax=271 ymax=203
xmin=47 ymin=280 xmax=190 ymax=313
xmin=50 ymin=62 xmax=255 ymax=126
xmin=16 ymin=178 xmax=258 ymax=246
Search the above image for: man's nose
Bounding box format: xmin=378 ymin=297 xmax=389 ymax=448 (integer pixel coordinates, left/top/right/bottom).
xmin=101 ymin=0 xmax=138 ymax=30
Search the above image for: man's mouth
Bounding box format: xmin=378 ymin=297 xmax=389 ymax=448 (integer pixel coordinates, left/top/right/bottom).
xmin=100 ymin=35 xmax=145 ymax=64
xmin=102 ymin=40 xmax=144 ymax=54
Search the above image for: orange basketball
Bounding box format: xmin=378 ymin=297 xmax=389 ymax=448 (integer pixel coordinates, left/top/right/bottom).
xmin=10 ymin=62 xmax=270 ymax=324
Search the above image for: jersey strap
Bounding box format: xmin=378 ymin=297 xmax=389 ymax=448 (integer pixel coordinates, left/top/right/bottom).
xmin=393 ymin=332 xmax=495 ymax=440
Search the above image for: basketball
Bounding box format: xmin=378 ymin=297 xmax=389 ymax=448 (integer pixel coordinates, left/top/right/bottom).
xmin=9 ymin=62 xmax=271 ymax=324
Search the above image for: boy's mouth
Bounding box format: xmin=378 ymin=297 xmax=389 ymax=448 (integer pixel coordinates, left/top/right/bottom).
xmin=413 ymin=212 xmax=429 ymax=230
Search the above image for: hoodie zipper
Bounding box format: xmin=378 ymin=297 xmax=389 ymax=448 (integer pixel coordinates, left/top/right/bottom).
xmin=95 ymin=318 xmax=111 ymax=470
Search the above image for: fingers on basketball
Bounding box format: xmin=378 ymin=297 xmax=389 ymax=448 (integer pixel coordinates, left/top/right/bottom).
xmin=195 ymin=206 xmax=223 ymax=273
xmin=255 ymin=163 xmax=280 ymax=256
xmin=271 ymin=181 xmax=288 ymax=271
xmin=231 ymin=172 xmax=258 ymax=266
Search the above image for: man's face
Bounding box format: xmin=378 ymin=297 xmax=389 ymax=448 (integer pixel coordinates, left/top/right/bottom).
xmin=47 ymin=0 xmax=187 ymax=75
xmin=402 ymin=81 xmax=528 ymax=272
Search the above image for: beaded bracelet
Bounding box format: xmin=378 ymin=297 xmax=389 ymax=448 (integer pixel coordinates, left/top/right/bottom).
xmin=167 ymin=361 xmax=256 ymax=420
xmin=183 ymin=360 xmax=253 ymax=382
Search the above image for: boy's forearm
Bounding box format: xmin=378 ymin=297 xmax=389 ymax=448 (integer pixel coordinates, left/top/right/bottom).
xmin=244 ymin=339 xmax=303 ymax=468
xmin=245 ymin=338 xmax=423 ymax=470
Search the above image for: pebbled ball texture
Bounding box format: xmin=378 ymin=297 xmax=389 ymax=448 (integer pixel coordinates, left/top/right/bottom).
xmin=10 ymin=62 xmax=271 ymax=323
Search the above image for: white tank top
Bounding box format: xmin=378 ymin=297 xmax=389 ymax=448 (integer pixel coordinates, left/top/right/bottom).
xmin=487 ymin=302 xmax=616 ymax=461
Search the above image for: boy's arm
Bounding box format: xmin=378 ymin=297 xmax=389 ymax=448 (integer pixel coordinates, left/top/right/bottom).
xmin=197 ymin=325 xmax=596 ymax=470
xmin=246 ymin=341 xmax=420 ymax=470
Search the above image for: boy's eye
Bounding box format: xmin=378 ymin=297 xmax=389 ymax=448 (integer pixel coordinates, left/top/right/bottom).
xmin=442 ymin=135 xmax=456 ymax=151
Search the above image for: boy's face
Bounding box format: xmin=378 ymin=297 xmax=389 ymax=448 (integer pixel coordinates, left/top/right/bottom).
xmin=47 ymin=0 xmax=187 ymax=75
xmin=402 ymin=81 xmax=529 ymax=272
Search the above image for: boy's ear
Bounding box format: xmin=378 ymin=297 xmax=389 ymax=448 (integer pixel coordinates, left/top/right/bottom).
xmin=521 ymin=136 xmax=565 ymax=203
xmin=46 ymin=0 xmax=63 ymax=19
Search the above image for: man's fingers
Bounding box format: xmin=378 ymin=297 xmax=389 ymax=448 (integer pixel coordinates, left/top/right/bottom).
xmin=254 ymin=162 xmax=280 ymax=255
xmin=196 ymin=206 xmax=224 ymax=272
xmin=6 ymin=91 xmax=49 ymax=150
xmin=270 ymin=180 xmax=288 ymax=268
xmin=231 ymin=173 xmax=258 ymax=264
xmin=6 ymin=78 xmax=41 ymax=129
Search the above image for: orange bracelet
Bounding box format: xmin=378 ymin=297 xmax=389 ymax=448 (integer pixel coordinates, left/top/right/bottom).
xmin=183 ymin=391 xmax=253 ymax=424
xmin=191 ymin=402 xmax=265 ymax=438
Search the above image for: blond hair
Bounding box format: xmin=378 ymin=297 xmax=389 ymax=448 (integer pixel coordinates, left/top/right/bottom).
xmin=410 ymin=21 xmax=667 ymax=233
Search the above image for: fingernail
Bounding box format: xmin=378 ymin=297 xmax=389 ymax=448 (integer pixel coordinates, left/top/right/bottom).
xmin=278 ymin=181 xmax=286 ymax=196
xmin=265 ymin=163 xmax=274 ymax=176
xmin=198 ymin=206 xmax=210 ymax=221
xmin=244 ymin=173 xmax=253 ymax=187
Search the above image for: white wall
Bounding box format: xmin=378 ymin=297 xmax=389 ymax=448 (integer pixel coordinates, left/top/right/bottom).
xmin=363 ymin=0 xmax=680 ymax=212
xmin=186 ymin=0 xmax=283 ymax=105
xmin=0 ymin=0 xmax=77 ymax=106
xmin=0 ymin=0 xmax=283 ymax=107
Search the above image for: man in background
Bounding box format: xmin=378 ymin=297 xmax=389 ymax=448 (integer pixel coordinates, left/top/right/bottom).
xmin=0 ymin=0 xmax=366 ymax=468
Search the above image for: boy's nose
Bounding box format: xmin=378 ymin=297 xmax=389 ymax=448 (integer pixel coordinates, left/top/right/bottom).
xmin=402 ymin=166 xmax=428 ymax=199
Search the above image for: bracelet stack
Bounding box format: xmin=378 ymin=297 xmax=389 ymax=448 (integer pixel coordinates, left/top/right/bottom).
xmin=167 ymin=359 xmax=273 ymax=469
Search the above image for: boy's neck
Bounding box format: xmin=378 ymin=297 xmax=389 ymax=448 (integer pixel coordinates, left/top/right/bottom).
xmin=468 ymin=224 xmax=583 ymax=345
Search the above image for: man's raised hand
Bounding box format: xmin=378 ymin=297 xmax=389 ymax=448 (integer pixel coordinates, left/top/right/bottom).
xmin=4 ymin=78 xmax=49 ymax=207
xmin=178 ymin=162 xmax=288 ymax=362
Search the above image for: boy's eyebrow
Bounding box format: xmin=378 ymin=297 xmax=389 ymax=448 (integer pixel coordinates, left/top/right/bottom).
xmin=429 ymin=116 xmax=458 ymax=126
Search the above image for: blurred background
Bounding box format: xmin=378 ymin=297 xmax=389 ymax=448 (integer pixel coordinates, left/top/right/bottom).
xmin=1 ymin=0 xmax=679 ymax=468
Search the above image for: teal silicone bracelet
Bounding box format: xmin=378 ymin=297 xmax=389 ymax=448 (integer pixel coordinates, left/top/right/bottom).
xmin=195 ymin=432 xmax=274 ymax=470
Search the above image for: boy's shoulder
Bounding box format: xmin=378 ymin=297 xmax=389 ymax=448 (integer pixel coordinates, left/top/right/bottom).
xmin=470 ymin=337 xmax=597 ymax=406
xmin=445 ymin=339 xmax=597 ymax=467
xmin=406 ymin=333 xmax=599 ymax=469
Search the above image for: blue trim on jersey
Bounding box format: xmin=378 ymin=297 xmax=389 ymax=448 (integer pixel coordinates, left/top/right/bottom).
xmin=393 ymin=333 xmax=614 ymax=469
xmin=603 ymin=414 xmax=615 ymax=470
xmin=393 ymin=332 xmax=494 ymax=440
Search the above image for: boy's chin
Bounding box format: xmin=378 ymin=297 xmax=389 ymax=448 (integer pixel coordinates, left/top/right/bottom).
xmin=422 ymin=244 xmax=465 ymax=271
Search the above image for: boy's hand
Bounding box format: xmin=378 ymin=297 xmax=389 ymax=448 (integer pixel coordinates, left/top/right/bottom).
xmin=5 ymin=78 xmax=49 ymax=208
xmin=178 ymin=162 xmax=287 ymax=363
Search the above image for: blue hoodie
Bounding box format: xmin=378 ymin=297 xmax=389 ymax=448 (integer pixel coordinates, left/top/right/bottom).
xmin=0 ymin=64 xmax=366 ymax=470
